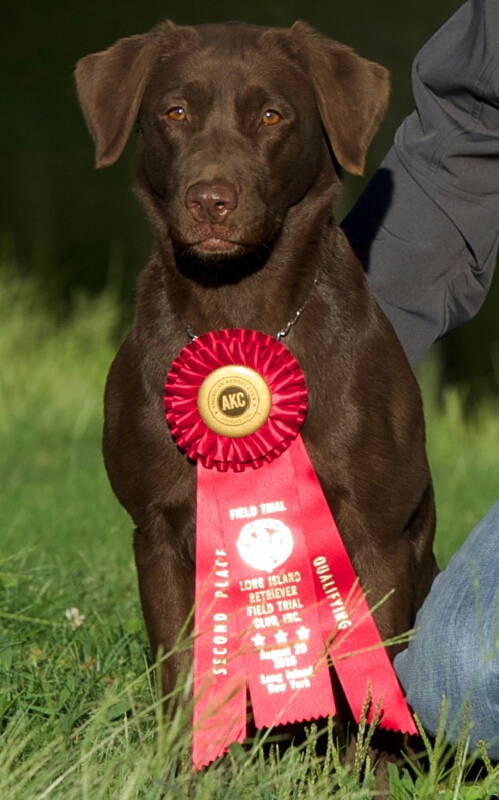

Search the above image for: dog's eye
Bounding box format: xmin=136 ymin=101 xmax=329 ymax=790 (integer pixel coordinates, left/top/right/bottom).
xmin=261 ymin=110 xmax=282 ymax=126
xmin=166 ymin=106 xmax=187 ymax=122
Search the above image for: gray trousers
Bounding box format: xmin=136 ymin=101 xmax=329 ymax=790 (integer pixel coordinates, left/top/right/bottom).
xmin=344 ymin=0 xmax=499 ymax=757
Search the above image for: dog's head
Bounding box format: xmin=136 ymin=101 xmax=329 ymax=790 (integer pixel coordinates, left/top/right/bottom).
xmin=76 ymin=21 xmax=389 ymax=264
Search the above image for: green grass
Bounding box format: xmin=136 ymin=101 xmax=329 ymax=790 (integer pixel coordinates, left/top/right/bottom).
xmin=1 ymin=266 xmax=499 ymax=798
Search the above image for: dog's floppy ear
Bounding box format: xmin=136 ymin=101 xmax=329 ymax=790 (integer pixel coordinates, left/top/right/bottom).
xmin=75 ymin=28 xmax=166 ymax=168
xmin=290 ymin=22 xmax=390 ymax=176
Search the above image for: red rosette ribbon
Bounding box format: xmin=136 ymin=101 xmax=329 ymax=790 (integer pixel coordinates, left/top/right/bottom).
xmin=164 ymin=328 xmax=417 ymax=770
xmin=164 ymin=328 xmax=307 ymax=471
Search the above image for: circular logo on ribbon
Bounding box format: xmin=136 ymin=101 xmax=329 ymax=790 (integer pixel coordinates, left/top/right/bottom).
xmin=197 ymin=364 xmax=272 ymax=438
xmin=164 ymin=329 xmax=308 ymax=470
xmin=236 ymin=518 xmax=294 ymax=572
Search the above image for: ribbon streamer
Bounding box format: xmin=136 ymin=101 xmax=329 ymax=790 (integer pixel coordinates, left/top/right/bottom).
xmin=165 ymin=329 xmax=416 ymax=769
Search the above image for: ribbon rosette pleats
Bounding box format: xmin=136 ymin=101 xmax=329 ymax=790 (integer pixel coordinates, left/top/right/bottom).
xmin=164 ymin=328 xmax=416 ymax=769
xmin=165 ymin=328 xmax=307 ymax=471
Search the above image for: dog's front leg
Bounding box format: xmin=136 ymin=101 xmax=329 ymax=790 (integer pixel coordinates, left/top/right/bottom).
xmin=133 ymin=519 xmax=195 ymax=701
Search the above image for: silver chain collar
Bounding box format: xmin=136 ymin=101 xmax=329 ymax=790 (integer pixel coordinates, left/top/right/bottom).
xmin=185 ymin=275 xmax=319 ymax=343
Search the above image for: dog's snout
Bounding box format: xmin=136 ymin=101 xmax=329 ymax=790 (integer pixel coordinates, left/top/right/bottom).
xmin=185 ymin=182 xmax=238 ymax=223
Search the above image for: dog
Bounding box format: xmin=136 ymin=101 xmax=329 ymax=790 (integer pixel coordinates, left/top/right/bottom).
xmin=76 ymin=19 xmax=437 ymax=762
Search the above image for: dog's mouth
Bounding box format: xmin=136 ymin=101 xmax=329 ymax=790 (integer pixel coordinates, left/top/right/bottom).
xmin=186 ymin=235 xmax=253 ymax=260
xmin=173 ymin=234 xmax=272 ymax=285
xmin=171 ymin=217 xmax=277 ymax=272
xmin=196 ymin=236 xmax=240 ymax=253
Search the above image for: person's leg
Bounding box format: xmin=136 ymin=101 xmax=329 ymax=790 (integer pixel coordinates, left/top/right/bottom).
xmin=394 ymin=501 xmax=499 ymax=757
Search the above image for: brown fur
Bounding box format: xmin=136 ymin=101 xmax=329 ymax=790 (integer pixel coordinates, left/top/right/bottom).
xmin=76 ymin=19 xmax=437 ymax=765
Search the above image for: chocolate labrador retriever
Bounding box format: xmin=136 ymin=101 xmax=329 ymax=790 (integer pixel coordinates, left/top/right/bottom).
xmin=76 ymin=20 xmax=436 ymax=759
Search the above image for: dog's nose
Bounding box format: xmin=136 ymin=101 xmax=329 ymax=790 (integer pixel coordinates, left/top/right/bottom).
xmin=185 ymin=182 xmax=238 ymax=223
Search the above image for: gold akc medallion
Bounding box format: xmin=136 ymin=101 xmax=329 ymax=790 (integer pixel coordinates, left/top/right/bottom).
xmin=197 ymin=364 xmax=272 ymax=438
